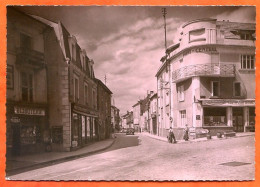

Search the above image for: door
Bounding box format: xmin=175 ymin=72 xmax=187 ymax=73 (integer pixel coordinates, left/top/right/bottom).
xmin=233 ymin=107 xmax=244 ymax=132
xmin=12 ymin=124 xmax=21 ymax=155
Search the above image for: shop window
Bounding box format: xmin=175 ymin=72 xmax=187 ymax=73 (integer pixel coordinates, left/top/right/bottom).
xmin=20 ymin=33 xmax=32 ymax=49
xmin=21 ymin=72 xmax=33 ymax=102
xmin=203 ymin=107 xmax=227 ymax=126
xmin=233 ymin=82 xmax=241 ymax=97
xmin=180 ymin=110 xmax=186 ymax=127
xmin=74 ymin=76 xmax=79 ymax=102
xmin=178 ymin=85 xmax=184 ymax=102
xmin=211 ymin=81 xmax=219 ymax=97
xmin=241 ymin=55 xmax=255 ymax=70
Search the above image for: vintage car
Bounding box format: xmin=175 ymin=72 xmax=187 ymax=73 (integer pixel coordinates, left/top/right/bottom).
xmin=126 ymin=128 xmax=135 ymax=135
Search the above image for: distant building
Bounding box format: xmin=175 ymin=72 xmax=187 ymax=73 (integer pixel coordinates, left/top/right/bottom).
xmin=132 ymin=101 xmax=141 ymax=132
xmin=96 ymin=79 xmax=112 ymax=139
xmin=156 ymin=18 xmax=255 ymax=139
xmin=111 ymin=105 xmax=120 ymax=132
xmin=149 ymin=93 xmax=158 ymax=135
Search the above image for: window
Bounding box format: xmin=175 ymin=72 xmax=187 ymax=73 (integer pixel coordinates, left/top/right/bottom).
xmin=21 ymin=72 xmax=33 ymax=102
xmin=211 ymin=81 xmax=219 ymax=97
xmin=72 ymin=44 xmax=76 ymax=61
xmin=189 ymin=28 xmax=206 ymax=43
xmin=84 ymin=83 xmax=88 ymax=105
xmin=234 ymin=82 xmax=241 ymax=97
xmin=20 ymin=33 xmax=32 ymax=49
xmin=180 ymin=110 xmax=187 ymax=127
xmin=74 ymin=76 xmax=79 ymax=102
xmin=178 ymin=85 xmax=184 ymax=101
xmin=241 ymin=55 xmax=255 ymax=70
xmin=92 ymin=89 xmax=96 ymax=109
xmin=241 ymin=33 xmax=251 ymax=40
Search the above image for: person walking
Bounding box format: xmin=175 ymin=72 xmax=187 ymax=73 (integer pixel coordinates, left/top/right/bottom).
xmin=183 ymin=124 xmax=189 ymax=141
xmin=168 ymin=127 xmax=177 ymax=143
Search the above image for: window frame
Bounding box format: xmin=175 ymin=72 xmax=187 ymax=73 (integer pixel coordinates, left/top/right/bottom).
xmin=20 ymin=71 xmax=34 ymax=102
xmin=179 ymin=110 xmax=187 ymax=127
xmin=74 ymin=75 xmax=79 ymax=102
xmin=178 ymin=85 xmax=185 ymax=102
xmin=84 ymin=82 xmax=88 ymax=105
xmin=211 ymin=81 xmax=220 ymax=97
xmin=233 ymin=82 xmax=241 ymax=97
xmin=240 ymin=55 xmax=255 ymax=70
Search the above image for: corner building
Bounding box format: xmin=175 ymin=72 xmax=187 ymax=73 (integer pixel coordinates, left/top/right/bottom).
xmin=156 ymin=18 xmax=255 ymax=138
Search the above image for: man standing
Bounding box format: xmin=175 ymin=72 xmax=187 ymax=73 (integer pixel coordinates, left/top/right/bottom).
xmin=168 ymin=127 xmax=177 ymax=143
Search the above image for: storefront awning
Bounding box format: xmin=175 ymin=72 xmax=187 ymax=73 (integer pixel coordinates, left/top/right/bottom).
xmin=199 ymin=99 xmax=255 ymax=107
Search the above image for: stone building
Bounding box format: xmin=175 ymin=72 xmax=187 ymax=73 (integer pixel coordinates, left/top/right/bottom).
xmin=95 ymin=79 xmax=112 ymax=139
xmin=156 ymin=18 xmax=255 ymax=139
xmin=6 ymin=8 xmax=49 ymax=155
xmin=32 ymin=15 xmax=98 ymax=151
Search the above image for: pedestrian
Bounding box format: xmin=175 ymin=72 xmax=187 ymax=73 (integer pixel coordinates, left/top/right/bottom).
xmin=168 ymin=127 xmax=177 ymax=143
xmin=183 ymin=124 xmax=189 ymax=141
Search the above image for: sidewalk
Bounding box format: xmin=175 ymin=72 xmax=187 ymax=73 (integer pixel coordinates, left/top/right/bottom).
xmin=6 ymin=138 xmax=115 ymax=174
xmin=142 ymin=132 xmax=255 ymax=144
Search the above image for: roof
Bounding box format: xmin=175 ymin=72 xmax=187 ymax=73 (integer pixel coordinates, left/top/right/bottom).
xmin=95 ymin=78 xmax=113 ymax=94
xmin=182 ymin=18 xmax=217 ymax=28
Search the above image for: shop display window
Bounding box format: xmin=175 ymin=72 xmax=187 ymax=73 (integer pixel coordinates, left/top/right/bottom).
xmin=203 ymin=107 xmax=227 ymax=126
xmin=20 ymin=125 xmax=37 ymax=145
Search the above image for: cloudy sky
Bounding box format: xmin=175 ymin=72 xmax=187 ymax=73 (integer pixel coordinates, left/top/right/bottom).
xmin=16 ymin=6 xmax=255 ymax=114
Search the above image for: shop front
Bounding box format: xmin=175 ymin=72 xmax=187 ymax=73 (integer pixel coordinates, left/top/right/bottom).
xmin=71 ymin=104 xmax=98 ymax=150
xmin=6 ymin=103 xmax=48 ymax=156
xmin=201 ymin=99 xmax=255 ymax=134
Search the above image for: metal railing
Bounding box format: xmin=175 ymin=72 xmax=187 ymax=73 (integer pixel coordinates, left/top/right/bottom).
xmin=172 ymin=63 xmax=235 ymax=82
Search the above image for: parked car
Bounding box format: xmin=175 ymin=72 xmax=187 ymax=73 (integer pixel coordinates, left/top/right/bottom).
xmin=126 ymin=128 xmax=135 ymax=135
xmin=120 ymin=129 xmax=127 ymax=133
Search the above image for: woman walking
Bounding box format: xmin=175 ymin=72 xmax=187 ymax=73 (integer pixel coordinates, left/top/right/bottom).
xmin=183 ymin=124 xmax=189 ymax=141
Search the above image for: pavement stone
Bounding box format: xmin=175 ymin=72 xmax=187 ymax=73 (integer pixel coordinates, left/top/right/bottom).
xmin=6 ymin=137 xmax=116 ymax=173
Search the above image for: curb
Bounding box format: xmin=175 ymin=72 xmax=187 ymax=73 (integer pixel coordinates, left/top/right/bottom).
xmin=6 ymin=138 xmax=116 ymax=176
xmin=142 ymin=133 xmax=255 ymax=145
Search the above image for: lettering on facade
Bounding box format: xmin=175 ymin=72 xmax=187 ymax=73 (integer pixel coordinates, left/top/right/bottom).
xmin=14 ymin=106 xmax=45 ymax=116
xmin=73 ymin=105 xmax=98 ymax=116
xmin=202 ymin=100 xmax=255 ymax=107
xmin=184 ymin=47 xmax=217 ymax=56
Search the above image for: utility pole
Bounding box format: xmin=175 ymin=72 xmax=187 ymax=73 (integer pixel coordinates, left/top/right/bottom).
xmin=162 ymin=8 xmax=167 ymax=52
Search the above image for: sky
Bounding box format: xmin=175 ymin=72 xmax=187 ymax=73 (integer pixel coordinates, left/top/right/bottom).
xmin=15 ymin=6 xmax=256 ymax=114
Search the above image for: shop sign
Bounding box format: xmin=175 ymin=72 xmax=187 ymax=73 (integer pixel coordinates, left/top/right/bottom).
xmin=202 ymin=99 xmax=255 ymax=107
xmin=184 ymin=47 xmax=217 ymax=56
xmin=10 ymin=116 xmax=20 ymax=123
xmin=73 ymin=104 xmax=98 ymax=116
xmin=14 ymin=106 xmax=45 ymax=116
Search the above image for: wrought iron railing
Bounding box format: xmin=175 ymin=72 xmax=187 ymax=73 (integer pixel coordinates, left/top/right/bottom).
xmin=172 ymin=63 xmax=235 ymax=82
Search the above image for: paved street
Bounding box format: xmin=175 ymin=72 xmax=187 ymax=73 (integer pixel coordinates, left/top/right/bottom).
xmin=7 ymin=133 xmax=255 ymax=181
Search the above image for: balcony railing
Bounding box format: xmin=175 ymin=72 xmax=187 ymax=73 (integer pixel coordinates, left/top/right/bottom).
xmin=172 ymin=63 xmax=235 ymax=82
xmin=16 ymin=48 xmax=45 ymax=68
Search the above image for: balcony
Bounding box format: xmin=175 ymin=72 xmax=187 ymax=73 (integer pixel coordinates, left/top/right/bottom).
xmin=172 ymin=63 xmax=235 ymax=83
xmin=16 ymin=48 xmax=45 ymax=68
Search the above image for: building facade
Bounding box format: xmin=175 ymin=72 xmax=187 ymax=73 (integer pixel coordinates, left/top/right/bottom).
xmin=96 ymin=79 xmax=112 ymax=139
xmin=6 ymin=8 xmax=50 ymax=155
xmin=149 ymin=93 xmax=158 ymax=135
xmin=111 ymin=105 xmax=120 ymax=132
xmin=156 ymin=18 xmax=255 ymax=139
xmin=132 ymin=102 xmax=141 ymax=132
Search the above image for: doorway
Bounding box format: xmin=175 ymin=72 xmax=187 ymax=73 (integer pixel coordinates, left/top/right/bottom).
xmin=233 ymin=107 xmax=243 ymax=132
